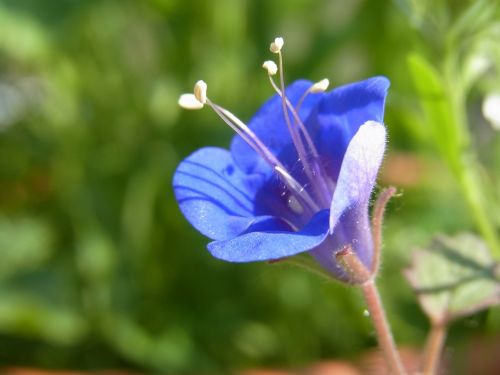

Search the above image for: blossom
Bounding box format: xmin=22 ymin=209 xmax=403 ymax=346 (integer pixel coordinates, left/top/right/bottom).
xmin=173 ymin=40 xmax=389 ymax=282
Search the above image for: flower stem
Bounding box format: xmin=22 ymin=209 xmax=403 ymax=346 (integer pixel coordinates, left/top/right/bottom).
xmin=371 ymin=187 xmax=397 ymax=274
xmin=361 ymin=281 xmax=407 ymax=375
xmin=422 ymin=323 xmax=447 ymax=375
xmin=335 ymin=246 xmax=405 ymax=374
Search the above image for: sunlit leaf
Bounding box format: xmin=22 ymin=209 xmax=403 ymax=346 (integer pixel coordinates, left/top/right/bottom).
xmin=405 ymin=232 xmax=500 ymax=325
xmin=0 ymin=290 xmax=87 ymax=345
xmin=0 ymin=216 xmax=53 ymax=279
xmin=101 ymin=313 xmax=195 ymax=372
xmin=0 ymin=5 xmax=51 ymax=61
xmin=407 ymin=53 xmax=460 ymax=168
xmin=76 ymin=227 xmax=116 ymax=282
xmin=447 ymin=0 xmax=497 ymax=48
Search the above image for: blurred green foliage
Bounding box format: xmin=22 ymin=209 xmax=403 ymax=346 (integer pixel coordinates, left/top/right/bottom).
xmin=0 ymin=0 xmax=498 ymax=373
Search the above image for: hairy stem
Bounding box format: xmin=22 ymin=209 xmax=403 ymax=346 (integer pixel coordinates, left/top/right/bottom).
xmin=371 ymin=187 xmax=397 ymax=273
xmin=422 ymin=323 xmax=447 ymax=375
xmin=336 ymin=246 xmax=405 ymax=374
xmin=362 ymin=281 xmax=407 ymax=375
xmin=336 ymin=245 xmax=372 ymax=284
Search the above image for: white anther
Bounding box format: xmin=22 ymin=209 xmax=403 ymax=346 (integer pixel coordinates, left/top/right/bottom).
xmin=270 ymin=37 xmax=284 ymax=54
xmin=310 ymin=78 xmax=330 ymax=93
xmin=194 ymin=80 xmax=207 ymax=104
xmin=178 ymin=94 xmax=204 ymax=110
xmin=262 ymin=60 xmax=278 ymax=75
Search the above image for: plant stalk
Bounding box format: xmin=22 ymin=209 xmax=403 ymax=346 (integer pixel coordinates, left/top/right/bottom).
xmin=361 ymin=281 xmax=407 ymax=375
xmin=422 ymin=323 xmax=447 ymax=375
xmin=444 ymin=52 xmax=500 ymax=259
xmin=371 ymin=186 xmax=397 ymax=274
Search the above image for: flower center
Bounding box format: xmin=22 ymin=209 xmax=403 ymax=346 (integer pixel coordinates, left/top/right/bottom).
xmin=178 ymin=37 xmax=335 ymax=216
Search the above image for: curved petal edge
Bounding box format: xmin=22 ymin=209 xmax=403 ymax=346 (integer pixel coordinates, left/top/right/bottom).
xmin=207 ymin=209 xmax=331 ymax=262
xmin=173 ymin=147 xmax=264 ymax=241
xmin=329 ymin=121 xmax=387 ymax=232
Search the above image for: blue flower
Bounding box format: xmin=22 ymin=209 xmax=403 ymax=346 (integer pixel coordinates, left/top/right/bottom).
xmin=174 ymin=74 xmax=389 ymax=282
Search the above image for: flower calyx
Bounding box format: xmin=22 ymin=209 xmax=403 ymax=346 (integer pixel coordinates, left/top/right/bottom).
xmin=336 ymin=245 xmax=374 ymax=284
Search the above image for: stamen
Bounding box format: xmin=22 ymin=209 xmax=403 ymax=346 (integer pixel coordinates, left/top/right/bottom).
xmin=210 ymin=102 xmax=281 ymax=168
xmin=270 ymin=37 xmax=284 ymax=54
xmin=296 ymin=78 xmax=329 ymax=112
xmin=269 ymin=50 xmax=333 ymax=207
xmin=178 ymin=94 xmax=204 ymax=110
xmin=178 ymin=38 xmax=331 ymax=219
xmin=267 ymin=76 xmax=321 ymax=161
xmin=310 ymin=78 xmax=330 ymax=93
xmin=274 ymin=46 xmax=323 ymax=202
xmin=262 ymin=60 xmax=278 ymax=76
xmin=205 ymin=98 xmax=319 ymax=212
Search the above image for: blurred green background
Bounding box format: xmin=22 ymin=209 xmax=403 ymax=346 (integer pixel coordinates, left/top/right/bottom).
xmin=0 ymin=0 xmax=499 ymax=373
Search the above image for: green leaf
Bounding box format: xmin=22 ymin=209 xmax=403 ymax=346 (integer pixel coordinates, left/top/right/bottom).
xmin=0 ymin=216 xmax=54 ymax=279
xmin=0 ymin=290 xmax=87 ymax=345
xmin=101 ymin=313 xmax=195 ymax=372
xmin=447 ymin=0 xmax=498 ymax=49
xmin=407 ymin=53 xmax=460 ymax=168
xmin=405 ymin=233 xmax=500 ymax=325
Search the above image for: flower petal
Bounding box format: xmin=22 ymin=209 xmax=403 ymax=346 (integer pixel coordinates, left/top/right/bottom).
xmin=230 ymin=80 xmax=324 ymax=175
xmin=328 ymin=120 xmax=386 ymax=232
xmin=310 ymin=121 xmax=386 ymax=279
xmin=173 ymin=147 xmax=266 ymax=240
xmin=311 ymin=205 xmax=373 ymax=280
xmin=207 ymin=209 xmax=330 ymax=262
xmin=309 ymin=76 xmax=390 ymax=181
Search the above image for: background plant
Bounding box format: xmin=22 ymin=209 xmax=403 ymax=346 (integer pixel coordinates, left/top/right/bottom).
xmin=0 ymin=0 xmax=498 ymax=373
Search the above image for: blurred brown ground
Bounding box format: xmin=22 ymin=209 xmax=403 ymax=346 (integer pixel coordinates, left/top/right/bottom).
xmin=3 ymin=337 xmax=500 ymax=375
